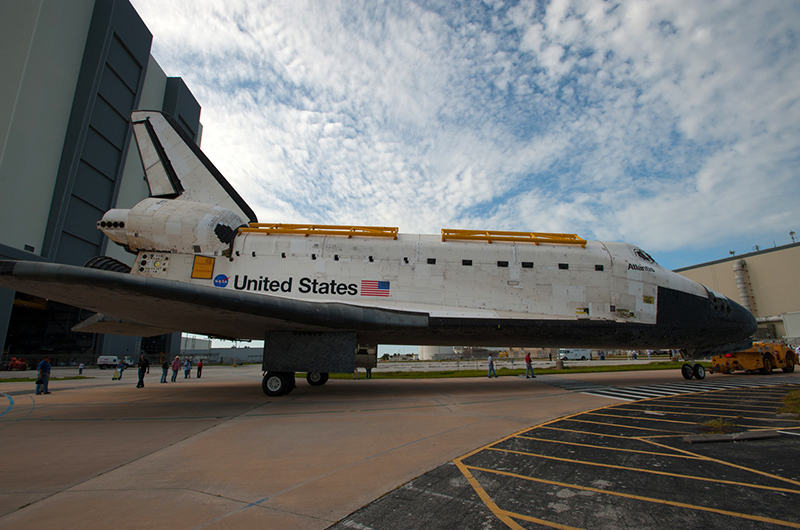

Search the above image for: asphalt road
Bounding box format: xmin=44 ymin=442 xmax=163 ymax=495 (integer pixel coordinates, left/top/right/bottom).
xmin=1 ymin=366 xmax=798 ymax=530
xmin=330 ymin=377 xmax=800 ymax=529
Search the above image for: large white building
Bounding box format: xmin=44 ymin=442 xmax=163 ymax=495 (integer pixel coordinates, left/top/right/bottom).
xmin=0 ymin=0 xmax=202 ymax=364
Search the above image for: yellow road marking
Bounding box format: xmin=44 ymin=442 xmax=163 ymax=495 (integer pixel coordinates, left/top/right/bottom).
xmin=567 ymin=418 xmax=689 ymax=433
xmin=453 ymin=459 xmax=568 ymax=530
xmin=450 ymin=387 xmax=800 ymax=529
xmin=611 ymin=406 xmax=800 ymax=422
xmin=540 ymin=425 xmax=658 ymax=439
xmin=655 ymin=397 xmax=783 ymax=407
xmin=584 ymin=412 xmax=700 ymax=425
xmin=515 ymin=435 xmax=704 ymax=459
xmin=460 ymin=464 xmax=800 ymax=529
xmin=641 ymin=437 xmax=800 ymax=489
xmin=485 ymin=447 xmax=800 ymax=495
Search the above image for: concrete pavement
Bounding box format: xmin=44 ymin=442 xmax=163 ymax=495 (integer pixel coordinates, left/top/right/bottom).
xmin=0 ymin=365 xmax=604 ymax=529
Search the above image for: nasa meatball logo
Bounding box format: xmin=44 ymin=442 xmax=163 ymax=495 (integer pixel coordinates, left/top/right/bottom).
xmin=213 ymin=274 xmax=230 ymax=288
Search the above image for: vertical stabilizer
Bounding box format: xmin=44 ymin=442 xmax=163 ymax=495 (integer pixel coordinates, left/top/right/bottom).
xmin=130 ymin=110 xmax=257 ymax=223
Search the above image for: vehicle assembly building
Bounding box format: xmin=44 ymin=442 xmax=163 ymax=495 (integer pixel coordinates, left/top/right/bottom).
xmin=0 ymin=0 xmax=201 ymax=365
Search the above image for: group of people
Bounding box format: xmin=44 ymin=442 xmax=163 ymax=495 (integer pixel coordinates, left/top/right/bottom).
xmin=486 ymin=353 xmax=536 ymax=379
xmin=110 ymin=355 xmax=204 ymax=387
xmin=161 ymin=356 xmax=203 ymax=383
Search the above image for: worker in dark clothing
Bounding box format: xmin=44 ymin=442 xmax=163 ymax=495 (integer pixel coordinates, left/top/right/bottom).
xmin=136 ymin=354 xmax=150 ymax=388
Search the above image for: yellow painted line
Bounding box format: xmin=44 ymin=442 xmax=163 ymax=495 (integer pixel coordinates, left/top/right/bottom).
xmin=624 ymin=403 xmax=783 ymax=415
xmin=611 ymin=406 xmax=800 ymax=422
xmin=456 ymin=401 xmax=629 ymax=461
xmin=656 ymin=394 xmax=778 ymax=407
xmin=515 ymin=435 xmax=704 ymax=459
xmin=641 ymin=438 xmax=800 ymax=489
xmin=451 ymin=390 xmax=800 ymax=529
xmin=567 ymin=418 xmax=689 ymax=434
xmin=461 ymin=464 xmax=800 ymax=528
xmin=540 ymin=425 xmax=649 ymax=439
xmin=584 ymin=412 xmax=700 ymax=425
xmin=486 ymin=447 xmax=800 ymax=496
xmin=637 ymin=434 xmax=692 ymax=439
xmin=501 ymin=510 xmax=585 ymax=530
xmin=452 ymin=459 xmax=567 ymax=530
xmin=657 ymin=397 xmax=783 ymax=407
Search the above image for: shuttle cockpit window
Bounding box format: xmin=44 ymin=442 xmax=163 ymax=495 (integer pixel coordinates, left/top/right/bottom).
xmin=633 ymin=248 xmax=656 ymax=264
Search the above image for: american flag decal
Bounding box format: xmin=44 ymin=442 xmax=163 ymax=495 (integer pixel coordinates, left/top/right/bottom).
xmin=361 ymin=280 xmax=390 ymax=297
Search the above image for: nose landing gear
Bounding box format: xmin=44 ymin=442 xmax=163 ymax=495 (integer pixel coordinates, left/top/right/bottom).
xmin=681 ymin=363 xmax=706 ymax=380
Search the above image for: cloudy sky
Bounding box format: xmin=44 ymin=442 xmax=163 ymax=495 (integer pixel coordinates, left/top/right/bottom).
xmin=130 ymin=0 xmax=800 ymax=270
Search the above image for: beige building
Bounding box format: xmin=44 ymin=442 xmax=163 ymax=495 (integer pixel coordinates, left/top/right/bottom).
xmin=675 ymin=243 xmax=800 ymax=342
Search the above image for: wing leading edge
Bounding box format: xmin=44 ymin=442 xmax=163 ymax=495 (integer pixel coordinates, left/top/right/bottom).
xmin=0 ymin=260 xmax=428 ymax=339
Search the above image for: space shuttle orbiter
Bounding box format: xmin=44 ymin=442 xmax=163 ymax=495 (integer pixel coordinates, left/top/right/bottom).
xmin=0 ymin=111 xmax=757 ymax=396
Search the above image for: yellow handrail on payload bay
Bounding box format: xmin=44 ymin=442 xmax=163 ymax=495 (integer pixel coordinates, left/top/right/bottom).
xmin=441 ymin=229 xmax=586 ymax=247
xmin=238 ymin=223 xmax=399 ymax=240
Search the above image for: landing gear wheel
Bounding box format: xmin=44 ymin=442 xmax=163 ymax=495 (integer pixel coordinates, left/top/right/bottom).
xmin=760 ymin=356 xmax=773 ymax=375
xmin=262 ymin=371 xmax=296 ymax=396
xmin=306 ymin=372 xmax=329 ymax=386
xmin=693 ymin=364 xmax=706 ymax=380
xmin=782 ymin=355 xmax=795 ymax=373
xmin=681 ymin=364 xmax=694 ymax=380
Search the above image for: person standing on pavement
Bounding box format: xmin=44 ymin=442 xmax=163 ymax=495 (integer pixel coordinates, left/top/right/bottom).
xmin=161 ymin=358 xmax=170 ymax=383
xmin=136 ymin=354 xmax=150 ymax=388
xmin=197 ymin=359 xmax=203 ymax=378
xmin=113 ymin=359 xmax=125 ymax=381
xmin=488 ymin=354 xmax=497 ymax=378
xmin=36 ymin=356 xmax=52 ymax=394
xmin=184 ymin=358 xmax=192 ymax=379
xmin=525 ymin=352 xmax=535 ymax=379
xmin=78 ymin=362 xmax=84 ymax=375
xmin=171 ymin=356 xmax=181 ymax=382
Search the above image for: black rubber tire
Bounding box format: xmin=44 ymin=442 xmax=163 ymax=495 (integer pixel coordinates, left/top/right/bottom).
xmin=681 ymin=364 xmax=694 ymax=380
xmin=262 ymin=371 xmax=294 ymax=396
xmin=782 ymin=355 xmax=795 ymax=373
xmin=760 ymin=356 xmax=773 ymax=375
xmin=306 ymin=372 xmax=329 ymax=386
xmin=99 ymin=365 xmax=107 ymax=370
xmin=693 ymin=364 xmax=706 ymax=380
xmin=581 ymin=356 xmax=586 ymax=360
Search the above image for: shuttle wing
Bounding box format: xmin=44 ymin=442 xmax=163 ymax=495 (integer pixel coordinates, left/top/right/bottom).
xmin=0 ymin=260 xmax=428 ymax=339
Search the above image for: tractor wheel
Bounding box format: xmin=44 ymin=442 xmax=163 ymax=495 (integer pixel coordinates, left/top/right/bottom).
xmin=760 ymin=356 xmax=773 ymax=375
xmin=782 ymin=355 xmax=796 ymax=373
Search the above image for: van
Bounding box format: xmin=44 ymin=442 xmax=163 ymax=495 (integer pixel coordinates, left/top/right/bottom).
xmin=558 ymin=348 xmax=592 ymax=361
xmin=97 ymin=355 xmax=120 ymax=369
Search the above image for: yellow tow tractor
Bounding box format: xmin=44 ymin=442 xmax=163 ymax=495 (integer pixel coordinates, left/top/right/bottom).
xmin=710 ymin=342 xmax=797 ymax=375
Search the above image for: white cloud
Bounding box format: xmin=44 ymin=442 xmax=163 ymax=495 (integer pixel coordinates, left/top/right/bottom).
xmin=130 ymin=0 xmax=800 ymax=268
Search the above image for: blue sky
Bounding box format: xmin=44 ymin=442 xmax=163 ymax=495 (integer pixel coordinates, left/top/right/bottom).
xmin=130 ymin=0 xmax=800 ymax=270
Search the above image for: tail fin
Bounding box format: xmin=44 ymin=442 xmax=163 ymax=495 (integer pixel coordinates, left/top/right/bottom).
xmin=130 ymin=110 xmax=257 ymax=223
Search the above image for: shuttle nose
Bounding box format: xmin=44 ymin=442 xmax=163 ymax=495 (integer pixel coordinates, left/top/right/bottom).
xmin=708 ymin=292 xmax=757 ymax=341
xmin=731 ymin=299 xmax=758 ymax=337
